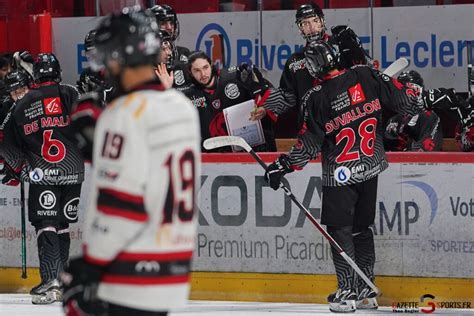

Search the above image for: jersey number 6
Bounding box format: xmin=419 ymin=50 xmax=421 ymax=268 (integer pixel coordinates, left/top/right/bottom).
xmin=41 ymin=130 xmax=66 ymax=163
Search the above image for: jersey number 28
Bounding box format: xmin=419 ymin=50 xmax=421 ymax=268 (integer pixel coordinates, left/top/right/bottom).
xmin=335 ymin=117 xmax=377 ymax=163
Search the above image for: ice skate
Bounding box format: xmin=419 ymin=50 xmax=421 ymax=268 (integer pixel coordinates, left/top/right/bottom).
xmin=30 ymin=279 xmax=62 ymax=304
xmin=327 ymin=288 xmax=356 ymax=313
xmin=356 ymin=287 xmax=378 ymax=309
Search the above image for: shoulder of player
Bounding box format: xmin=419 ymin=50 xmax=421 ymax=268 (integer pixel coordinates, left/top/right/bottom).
xmin=59 ymin=83 xmax=80 ymax=94
xmin=302 ymin=85 xmax=324 ymax=103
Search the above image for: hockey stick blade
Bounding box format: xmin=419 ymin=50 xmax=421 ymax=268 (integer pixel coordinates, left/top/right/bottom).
xmin=383 ymin=57 xmax=409 ymax=77
xmin=203 ymin=136 xmax=252 ymax=152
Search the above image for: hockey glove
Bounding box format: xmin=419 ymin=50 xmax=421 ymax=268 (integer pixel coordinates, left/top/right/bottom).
xmin=71 ymin=93 xmax=103 ymax=161
xmin=61 ymin=257 xmax=108 ymax=316
xmin=264 ymin=154 xmax=294 ymax=190
xmin=237 ymin=63 xmax=269 ymax=98
xmin=331 ymin=25 xmax=367 ymax=68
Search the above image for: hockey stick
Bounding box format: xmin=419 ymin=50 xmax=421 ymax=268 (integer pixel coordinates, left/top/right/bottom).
xmin=20 ymin=181 xmax=27 ymax=279
xmin=203 ymin=136 xmax=380 ymax=295
xmin=383 ymin=57 xmax=409 ymax=77
xmin=467 ymin=41 xmax=472 ymax=98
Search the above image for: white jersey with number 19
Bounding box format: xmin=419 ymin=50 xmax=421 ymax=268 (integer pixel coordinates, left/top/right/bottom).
xmin=83 ymin=85 xmax=201 ymax=311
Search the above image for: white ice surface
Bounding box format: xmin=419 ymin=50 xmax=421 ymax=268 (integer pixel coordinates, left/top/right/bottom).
xmin=1 ymin=294 xmax=473 ymax=315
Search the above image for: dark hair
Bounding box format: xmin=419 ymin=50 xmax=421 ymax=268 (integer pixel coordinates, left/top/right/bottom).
xmin=187 ymin=51 xmax=212 ymax=71
xmin=0 ymin=54 xmax=13 ymax=69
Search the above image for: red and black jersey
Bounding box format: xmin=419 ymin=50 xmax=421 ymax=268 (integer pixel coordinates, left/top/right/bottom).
xmin=182 ymin=67 xmax=276 ymax=152
xmin=9 ymin=83 xmax=84 ymax=185
xmin=288 ymin=65 xmax=422 ymax=187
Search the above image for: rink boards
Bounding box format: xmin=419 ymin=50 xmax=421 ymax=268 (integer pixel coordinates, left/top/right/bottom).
xmin=0 ymin=152 xmax=473 ymax=306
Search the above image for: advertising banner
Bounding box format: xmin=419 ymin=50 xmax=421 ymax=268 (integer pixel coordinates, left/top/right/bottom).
xmin=0 ymin=155 xmax=472 ymax=278
xmin=53 ymin=6 xmax=474 ymax=92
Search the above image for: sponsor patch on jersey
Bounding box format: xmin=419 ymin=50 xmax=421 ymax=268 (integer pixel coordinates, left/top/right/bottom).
xmin=381 ymin=74 xmax=391 ymax=82
xmin=212 ymin=99 xmax=221 ymax=109
xmin=174 ymin=70 xmax=185 ymax=86
xmin=224 ymin=83 xmax=240 ymax=99
xmin=39 ymin=190 xmax=56 ymax=210
xmin=180 ymin=55 xmax=188 ymax=63
xmin=29 ymin=168 xmax=44 ymax=182
xmin=289 ymin=59 xmax=305 ymax=72
xmin=98 ymin=168 xmax=120 ymax=181
xmin=63 ymin=197 xmax=79 ymax=221
xmin=191 ymin=96 xmax=207 ymax=108
xmin=348 ymin=83 xmax=366 ymax=105
xmin=334 ymin=166 xmax=351 ymax=184
xmin=43 ymin=97 xmax=62 ymax=115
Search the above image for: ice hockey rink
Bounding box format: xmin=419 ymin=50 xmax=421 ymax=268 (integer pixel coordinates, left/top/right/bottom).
xmin=1 ymin=294 xmax=474 ymax=315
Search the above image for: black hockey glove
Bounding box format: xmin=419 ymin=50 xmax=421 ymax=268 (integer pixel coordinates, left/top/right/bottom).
xmin=71 ymin=92 xmax=103 ymax=162
xmin=61 ymin=257 xmax=108 ymax=316
xmin=264 ymin=154 xmax=294 ymax=190
xmin=423 ymin=88 xmax=458 ymax=111
xmin=237 ymin=63 xmax=269 ymax=98
xmin=0 ymin=163 xmax=20 ymax=186
xmin=331 ymin=25 xmax=368 ymax=68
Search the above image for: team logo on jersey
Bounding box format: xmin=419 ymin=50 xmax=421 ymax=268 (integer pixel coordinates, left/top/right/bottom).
xmin=180 ymin=55 xmax=188 ymax=63
xmin=29 ymin=168 xmax=44 ymax=182
xmin=348 ymin=83 xmax=366 ymax=105
xmin=63 ymin=197 xmax=79 ymax=221
xmin=289 ymin=59 xmax=305 ymax=72
xmin=191 ymin=96 xmax=207 ymax=108
xmin=334 ymin=166 xmax=351 ymax=184
xmin=174 ymin=70 xmax=185 ymax=86
xmin=43 ymin=97 xmax=62 ymax=115
xmin=224 ymin=83 xmax=240 ymax=99
xmin=39 ymin=190 xmax=56 ymax=210
xmin=212 ymin=99 xmax=221 ymax=109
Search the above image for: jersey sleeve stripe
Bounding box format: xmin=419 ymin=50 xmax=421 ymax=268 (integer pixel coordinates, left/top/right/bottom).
xmin=99 ymin=188 xmax=144 ymax=204
xmin=98 ymin=205 xmax=149 ymax=222
xmin=83 ymin=245 xmax=113 ymax=266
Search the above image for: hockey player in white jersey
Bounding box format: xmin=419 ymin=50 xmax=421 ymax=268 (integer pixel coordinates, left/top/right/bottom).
xmin=61 ymin=7 xmax=201 ymax=316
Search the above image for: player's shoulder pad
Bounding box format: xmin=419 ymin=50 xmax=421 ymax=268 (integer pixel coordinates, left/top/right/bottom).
xmin=60 ymin=83 xmax=81 ymax=97
xmin=301 ymin=85 xmax=323 ymax=105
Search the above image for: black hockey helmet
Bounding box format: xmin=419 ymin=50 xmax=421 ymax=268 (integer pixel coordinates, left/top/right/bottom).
xmin=295 ymin=3 xmax=325 ymax=42
xmin=77 ymin=68 xmax=106 ymax=94
xmin=304 ymin=40 xmax=338 ymax=78
xmin=84 ymin=29 xmax=97 ymax=53
xmin=4 ymin=70 xmax=32 ymax=92
xmin=150 ymin=4 xmax=180 ymax=41
xmin=397 ymin=70 xmax=424 ymax=88
xmin=89 ymin=6 xmax=162 ymax=71
xmin=33 ymin=53 xmax=62 ymax=83
xmin=157 ymin=29 xmax=176 ymax=69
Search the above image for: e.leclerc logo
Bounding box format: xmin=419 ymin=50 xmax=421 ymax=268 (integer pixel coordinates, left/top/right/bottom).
xmin=195 ymin=23 xmax=231 ymax=68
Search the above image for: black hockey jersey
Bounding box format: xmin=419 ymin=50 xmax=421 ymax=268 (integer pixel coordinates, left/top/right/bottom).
xmin=176 ymin=45 xmax=190 ymax=63
xmin=172 ymin=61 xmax=192 ymax=91
xmin=288 ymin=65 xmax=422 ymax=186
xmin=8 ymin=82 xmax=84 ymax=185
xmin=182 ymin=67 xmax=276 ymax=152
